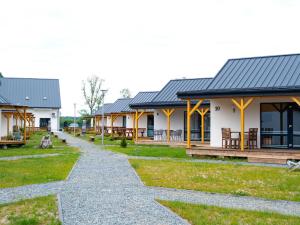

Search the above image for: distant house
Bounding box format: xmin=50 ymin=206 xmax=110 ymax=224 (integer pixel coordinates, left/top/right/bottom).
xmin=0 ymin=77 xmax=61 ymax=132
xmin=130 ymin=78 xmax=212 ymax=143
xmin=0 ymin=93 xmax=29 ymax=145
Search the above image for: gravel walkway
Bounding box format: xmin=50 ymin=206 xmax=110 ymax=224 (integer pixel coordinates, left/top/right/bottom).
xmin=148 ymin=187 xmax=300 ymax=216
xmin=0 ymin=153 xmax=61 ymax=161
xmin=1 ymin=132 xmax=299 ymax=225
xmin=57 ymin=133 xmax=189 ymax=225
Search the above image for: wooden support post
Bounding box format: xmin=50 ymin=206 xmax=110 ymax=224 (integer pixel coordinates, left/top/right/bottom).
xmin=135 ymin=110 xmax=144 ymax=142
xmin=231 ymin=97 xmax=253 ymax=151
xmin=187 ymin=99 xmax=204 ymax=148
xmin=162 ymin=108 xmax=175 ymax=142
xmin=291 ymin=97 xmax=300 ymax=106
xmin=110 ymin=115 xmax=114 ymax=137
xmin=24 ymin=108 xmax=27 ymax=144
xmin=196 ymin=108 xmax=209 ymax=144
xmin=132 ymin=114 xmax=135 ymax=139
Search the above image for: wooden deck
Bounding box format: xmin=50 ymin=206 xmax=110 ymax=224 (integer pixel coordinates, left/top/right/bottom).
xmin=0 ymin=140 xmax=25 ymax=146
xmin=188 ymin=145 xmax=300 ymax=164
xmin=135 ymin=139 xmax=204 ymax=147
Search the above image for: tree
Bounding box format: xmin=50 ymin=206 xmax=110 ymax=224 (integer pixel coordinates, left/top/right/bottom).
xmin=82 ymin=75 xmax=104 ymax=115
xmin=120 ymin=88 xmax=131 ymax=98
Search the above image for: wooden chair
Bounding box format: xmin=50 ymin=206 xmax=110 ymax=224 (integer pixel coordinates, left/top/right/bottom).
xmin=222 ymin=128 xmax=240 ymax=149
xmin=247 ymin=128 xmax=258 ymax=149
xmin=222 ymin=128 xmax=231 ymax=149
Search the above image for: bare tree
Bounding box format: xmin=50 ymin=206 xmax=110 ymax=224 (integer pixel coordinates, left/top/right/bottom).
xmin=120 ymin=88 xmax=131 ymax=98
xmin=82 ymin=75 xmax=104 ymax=115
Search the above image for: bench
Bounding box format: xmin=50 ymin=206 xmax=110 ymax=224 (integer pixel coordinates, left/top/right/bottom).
xmin=89 ymin=136 xmax=95 ymax=142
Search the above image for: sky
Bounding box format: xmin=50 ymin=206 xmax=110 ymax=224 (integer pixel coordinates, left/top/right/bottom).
xmin=0 ymin=0 xmax=300 ymax=116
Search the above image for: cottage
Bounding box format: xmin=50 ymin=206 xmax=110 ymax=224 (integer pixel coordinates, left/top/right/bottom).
xmin=178 ymin=54 xmax=300 ymax=163
xmin=0 ymin=94 xmax=28 ymax=145
xmin=0 ymin=77 xmax=61 ymax=132
xmin=130 ymin=78 xmax=212 ymax=144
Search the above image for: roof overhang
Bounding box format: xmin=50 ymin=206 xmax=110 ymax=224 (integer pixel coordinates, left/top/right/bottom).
xmin=177 ymin=87 xmax=300 ymax=99
xmin=130 ymin=100 xmax=210 ymax=109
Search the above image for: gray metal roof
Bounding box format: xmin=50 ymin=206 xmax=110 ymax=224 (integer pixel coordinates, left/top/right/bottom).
xmin=94 ymin=103 xmax=113 ymax=115
xmin=0 ymin=94 xmax=9 ymax=105
xmin=0 ymin=77 xmax=61 ymax=108
xmin=124 ymin=92 xmax=158 ymax=112
xmin=130 ymin=78 xmax=212 ymax=108
xmin=177 ymin=54 xmax=300 ymax=98
xmin=208 ymin=53 xmax=300 ymax=90
xmin=106 ymin=98 xmax=132 ymax=114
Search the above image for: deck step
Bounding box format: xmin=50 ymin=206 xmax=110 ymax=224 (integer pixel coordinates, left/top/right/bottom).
xmin=248 ymin=157 xmax=287 ymax=164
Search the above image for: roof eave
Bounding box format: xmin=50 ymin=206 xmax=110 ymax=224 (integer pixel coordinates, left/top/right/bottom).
xmin=177 ymin=88 xmax=300 ymax=99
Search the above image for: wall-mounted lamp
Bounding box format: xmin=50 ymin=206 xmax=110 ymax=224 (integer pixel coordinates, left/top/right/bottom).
xmin=232 ymin=105 xmax=236 ymax=113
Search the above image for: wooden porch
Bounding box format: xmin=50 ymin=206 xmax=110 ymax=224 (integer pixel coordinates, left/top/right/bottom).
xmin=187 ymin=145 xmax=300 ymax=164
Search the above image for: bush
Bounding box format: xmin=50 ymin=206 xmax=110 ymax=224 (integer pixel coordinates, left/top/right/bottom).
xmin=120 ymin=138 xmax=127 ymax=148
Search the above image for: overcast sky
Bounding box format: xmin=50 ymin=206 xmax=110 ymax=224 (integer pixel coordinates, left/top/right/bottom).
xmin=0 ymin=0 xmax=300 ymax=115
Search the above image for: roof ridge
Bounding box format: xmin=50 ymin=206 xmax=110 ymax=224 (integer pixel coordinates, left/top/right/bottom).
xmin=228 ymin=53 xmax=300 ymax=61
xmin=169 ymin=77 xmax=213 ymax=81
xmin=1 ymin=77 xmax=59 ymax=81
xmin=136 ymin=91 xmax=159 ymax=93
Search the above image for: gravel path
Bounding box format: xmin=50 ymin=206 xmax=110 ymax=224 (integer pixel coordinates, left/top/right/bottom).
xmin=127 ymin=156 xmax=288 ymax=168
xmin=57 ymin=133 xmax=189 ymax=225
xmin=1 ymin=132 xmax=299 ymax=225
xmin=0 ymin=153 xmax=61 ymax=161
xmin=148 ymin=187 xmax=300 ymax=217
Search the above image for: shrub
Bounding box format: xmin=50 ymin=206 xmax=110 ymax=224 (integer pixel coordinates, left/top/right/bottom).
xmin=120 ymin=138 xmax=127 ymax=148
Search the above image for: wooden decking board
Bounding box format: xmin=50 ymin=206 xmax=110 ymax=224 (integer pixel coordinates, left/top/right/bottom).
xmin=187 ymin=147 xmax=300 ymax=164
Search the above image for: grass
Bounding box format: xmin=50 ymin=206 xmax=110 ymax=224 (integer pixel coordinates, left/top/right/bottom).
xmin=158 ymin=200 xmax=300 ymax=225
xmin=78 ymin=133 xmax=189 ymax=158
xmin=0 ymin=132 xmax=77 ymax=158
xmin=0 ymin=132 xmax=80 ymax=188
xmin=0 ymin=195 xmax=61 ymax=225
xmin=78 ymin=134 xmax=135 ymax=145
xmin=105 ymin=145 xmax=188 ymax=158
xmin=130 ymin=159 xmax=300 ymax=202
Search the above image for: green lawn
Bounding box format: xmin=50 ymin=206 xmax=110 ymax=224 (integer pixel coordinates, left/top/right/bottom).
xmin=105 ymin=145 xmax=188 ymax=158
xmin=0 ymin=153 xmax=79 ymax=188
xmin=0 ymin=132 xmax=77 ymax=158
xmin=0 ymin=131 xmax=80 ymax=188
xmin=159 ymin=200 xmax=300 ymax=225
xmin=77 ymin=133 xmax=189 ymax=159
xmin=130 ymin=159 xmax=300 ymax=202
xmin=0 ymin=195 xmax=61 ymax=225
xmin=78 ymin=134 xmax=135 ymax=145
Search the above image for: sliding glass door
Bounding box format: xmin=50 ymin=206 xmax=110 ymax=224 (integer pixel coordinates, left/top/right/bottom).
xmin=261 ymin=103 xmax=300 ymax=149
xmin=184 ymin=111 xmax=210 ymax=141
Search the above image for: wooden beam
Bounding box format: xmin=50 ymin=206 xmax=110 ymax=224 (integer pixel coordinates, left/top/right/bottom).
xmin=291 ymin=97 xmax=300 ymax=106
xmin=189 ymin=99 xmax=204 ymax=116
xmin=23 ymin=108 xmax=27 ymax=144
xmin=135 ymin=111 xmax=144 ymax=141
xmin=231 ymin=97 xmax=254 ymax=151
xmin=186 ymin=99 xmax=204 ymax=148
xmin=162 ymin=108 xmax=175 ymax=142
xmin=187 ymin=99 xmax=191 ymax=148
xmin=196 ymin=108 xmax=209 ymax=144
xmin=132 ymin=114 xmax=135 ymax=139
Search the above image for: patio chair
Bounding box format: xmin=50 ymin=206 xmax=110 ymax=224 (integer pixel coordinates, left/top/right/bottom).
xmin=222 ymin=128 xmax=240 ymax=149
xmin=247 ymin=128 xmax=258 ymax=149
xmin=222 ymin=128 xmax=231 ymax=149
xmin=287 ymin=160 xmax=300 ymax=171
xmin=173 ymin=129 xmax=183 ymax=142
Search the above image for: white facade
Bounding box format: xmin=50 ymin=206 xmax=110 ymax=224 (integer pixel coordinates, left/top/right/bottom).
xmin=210 ymin=97 xmax=293 ymax=148
xmin=28 ymin=108 xmax=60 ymax=131
xmin=0 ymin=109 xmax=14 ymax=137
